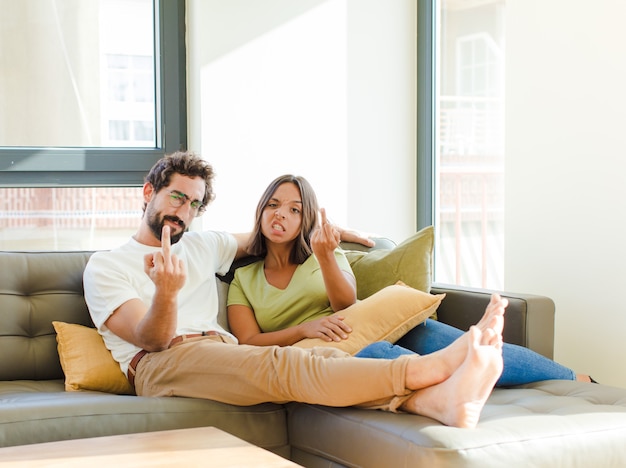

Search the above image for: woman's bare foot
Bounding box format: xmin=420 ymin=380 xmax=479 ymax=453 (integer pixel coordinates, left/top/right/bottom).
xmin=401 ymin=326 xmax=503 ymax=428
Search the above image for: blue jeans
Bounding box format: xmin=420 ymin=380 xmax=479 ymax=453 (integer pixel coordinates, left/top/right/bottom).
xmin=354 ymin=319 xmax=576 ymax=387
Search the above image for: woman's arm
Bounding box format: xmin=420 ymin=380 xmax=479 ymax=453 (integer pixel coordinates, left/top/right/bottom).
xmin=228 ymin=303 xmax=351 ymax=346
xmin=312 ymin=209 xmax=357 ymax=311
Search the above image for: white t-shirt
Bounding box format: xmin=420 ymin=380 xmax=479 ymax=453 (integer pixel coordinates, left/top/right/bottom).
xmin=83 ymin=230 xmax=237 ymax=375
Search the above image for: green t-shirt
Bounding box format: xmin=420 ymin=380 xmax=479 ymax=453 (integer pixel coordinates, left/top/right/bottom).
xmin=227 ymin=250 xmax=352 ymax=333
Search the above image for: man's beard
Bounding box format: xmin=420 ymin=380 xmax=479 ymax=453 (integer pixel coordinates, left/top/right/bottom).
xmin=146 ymin=207 xmax=188 ymax=244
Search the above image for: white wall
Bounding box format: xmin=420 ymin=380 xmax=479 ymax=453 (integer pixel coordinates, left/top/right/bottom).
xmin=345 ymin=1 xmax=417 ymax=239
xmin=187 ymin=0 xmax=626 ymax=388
xmin=505 ymin=0 xmax=626 ymax=388
xmin=186 ymin=0 xmax=416 ymax=242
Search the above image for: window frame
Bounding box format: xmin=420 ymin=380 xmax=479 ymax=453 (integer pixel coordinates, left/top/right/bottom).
xmin=0 ymin=0 xmax=187 ymax=188
xmin=416 ymin=0 xmax=436 ymax=230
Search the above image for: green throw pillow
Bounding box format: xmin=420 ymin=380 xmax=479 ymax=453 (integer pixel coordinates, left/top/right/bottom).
xmin=345 ymin=226 xmax=434 ymax=300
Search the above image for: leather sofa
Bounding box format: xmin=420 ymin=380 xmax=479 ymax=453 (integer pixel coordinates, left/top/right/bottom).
xmin=2 ymin=246 xmax=626 ymax=467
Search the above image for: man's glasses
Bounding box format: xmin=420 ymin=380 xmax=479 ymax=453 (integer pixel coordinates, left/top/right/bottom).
xmin=167 ymin=190 xmax=205 ymax=216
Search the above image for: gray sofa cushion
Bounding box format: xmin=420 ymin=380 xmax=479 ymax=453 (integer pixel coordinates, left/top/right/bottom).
xmin=0 ymin=251 xmax=94 ymax=381
xmin=288 ymin=380 xmax=626 ymax=467
xmin=0 ymin=380 xmax=289 ymax=456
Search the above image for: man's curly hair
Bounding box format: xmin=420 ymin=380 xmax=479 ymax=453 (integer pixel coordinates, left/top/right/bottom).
xmin=143 ymin=151 xmax=216 ymax=213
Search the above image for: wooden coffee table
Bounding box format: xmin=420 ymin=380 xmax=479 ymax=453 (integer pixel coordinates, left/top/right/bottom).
xmin=0 ymin=426 xmax=300 ymax=467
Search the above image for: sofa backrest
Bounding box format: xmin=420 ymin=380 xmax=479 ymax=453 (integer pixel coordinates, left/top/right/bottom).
xmin=0 ymin=251 xmax=94 ymax=381
xmin=0 ymin=238 xmax=396 ymax=382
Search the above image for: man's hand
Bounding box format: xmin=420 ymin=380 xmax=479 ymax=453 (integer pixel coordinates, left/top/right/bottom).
xmin=144 ymin=225 xmax=186 ymax=295
xmin=335 ymin=224 xmax=375 ymax=248
xmin=104 ymin=225 xmax=184 ymax=352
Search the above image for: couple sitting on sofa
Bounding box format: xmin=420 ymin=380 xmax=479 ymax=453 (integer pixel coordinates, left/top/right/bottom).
xmin=82 ymin=151 xmax=587 ymax=434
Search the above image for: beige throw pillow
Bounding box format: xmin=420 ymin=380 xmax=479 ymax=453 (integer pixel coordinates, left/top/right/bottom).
xmin=53 ymin=321 xmax=134 ymax=395
xmin=293 ymin=283 xmax=444 ymax=355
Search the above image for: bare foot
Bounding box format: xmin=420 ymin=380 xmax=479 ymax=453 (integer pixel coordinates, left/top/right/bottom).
xmin=475 ymin=293 xmax=508 ymax=336
xmin=576 ymin=374 xmax=592 ymax=383
xmin=403 ymin=294 xmax=507 ymax=389
xmin=401 ymin=326 xmax=503 ymax=428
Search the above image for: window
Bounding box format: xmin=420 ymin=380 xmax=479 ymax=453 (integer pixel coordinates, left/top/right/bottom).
xmin=418 ymin=0 xmax=505 ymax=289
xmin=0 ymin=0 xmax=186 ymax=251
xmin=0 ymin=0 xmax=186 ymax=186
xmin=104 ymin=53 xmax=156 ymax=146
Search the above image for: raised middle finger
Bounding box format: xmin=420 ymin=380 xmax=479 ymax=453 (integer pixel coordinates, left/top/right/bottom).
xmin=161 ymin=225 xmax=172 ymax=262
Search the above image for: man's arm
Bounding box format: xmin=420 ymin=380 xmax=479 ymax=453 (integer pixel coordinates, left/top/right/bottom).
xmin=105 ymin=225 xmax=186 ymax=351
xmin=231 ymin=226 xmax=374 ymax=261
xmin=232 ymin=232 xmax=253 ymax=260
xmin=335 ymin=227 xmax=375 ymax=248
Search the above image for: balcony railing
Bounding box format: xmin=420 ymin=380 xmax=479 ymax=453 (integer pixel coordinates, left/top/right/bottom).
xmin=436 ymin=96 xmax=504 ymax=289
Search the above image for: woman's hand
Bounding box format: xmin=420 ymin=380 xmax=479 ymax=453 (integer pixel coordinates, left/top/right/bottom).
xmin=298 ymin=314 xmax=352 ymax=342
xmin=310 ymin=207 xmax=357 ymax=312
xmin=311 ymin=208 xmax=341 ymax=258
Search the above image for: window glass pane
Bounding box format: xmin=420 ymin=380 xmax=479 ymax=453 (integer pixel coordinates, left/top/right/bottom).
xmin=109 ymin=120 xmax=130 ymax=140
xmin=134 ymin=121 xmax=154 ymax=141
xmin=0 ymin=187 xmax=143 ymax=251
xmin=0 ymin=0 xmax=155 ymax=148
xmin=435 ymin=0 xmax=505 ymax=289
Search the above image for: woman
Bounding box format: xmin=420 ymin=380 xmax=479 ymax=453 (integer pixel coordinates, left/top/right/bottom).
xmin=227 ymin=174 xmax=592 ymax=386
xmin=227 ymin=174 xmax=356 ymax=347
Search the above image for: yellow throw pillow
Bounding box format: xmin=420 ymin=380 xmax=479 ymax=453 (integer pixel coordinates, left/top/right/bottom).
xmin=345 ymin=226 xmax=434 ymax=300
xmin=293 ymin=283 xmax=444 ymax=355
xmin=52 ymin=321 xmax=134 ymax=395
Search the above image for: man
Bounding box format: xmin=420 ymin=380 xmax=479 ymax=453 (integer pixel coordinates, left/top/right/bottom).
xmin=84 ymin=151 xmax=507 ymax=429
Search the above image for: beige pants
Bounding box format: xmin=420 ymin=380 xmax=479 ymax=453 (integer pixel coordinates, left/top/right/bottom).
xmin=134 ymin=335 xmax=413 ymax=412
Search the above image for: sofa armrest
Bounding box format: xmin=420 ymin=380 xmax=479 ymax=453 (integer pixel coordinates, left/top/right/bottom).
xmin=430 ymin=283 xmax=555 ymax=359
